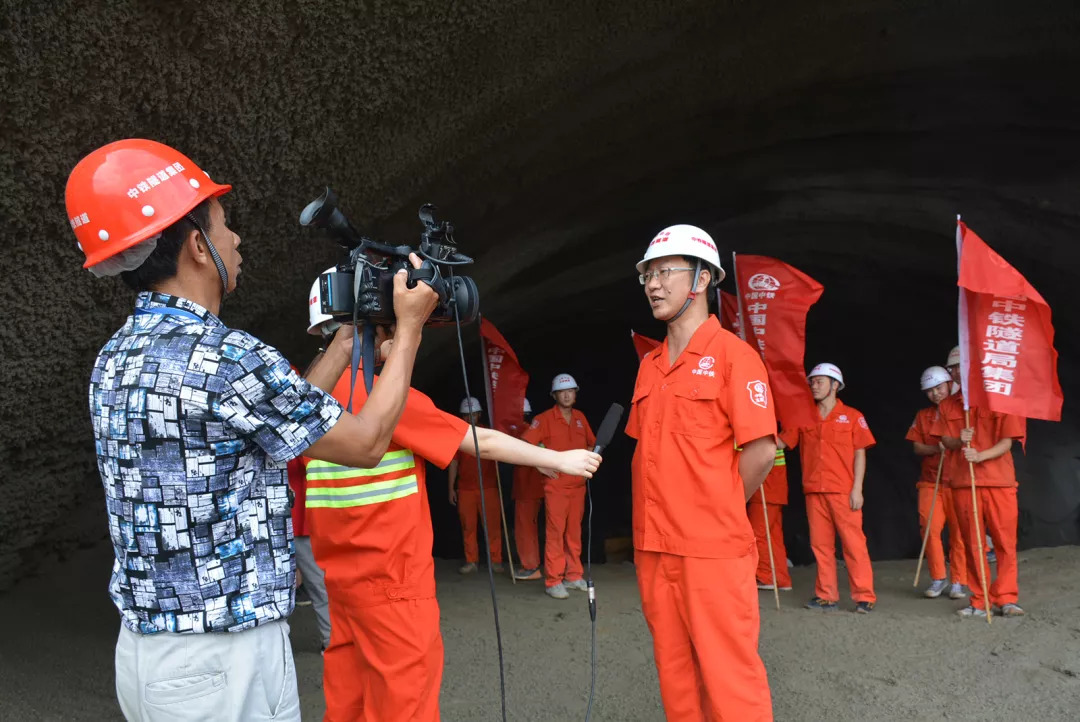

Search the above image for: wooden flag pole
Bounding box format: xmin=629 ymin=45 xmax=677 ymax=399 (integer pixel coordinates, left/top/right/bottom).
xmin=759 ymin=485 xmax=781 ymax=611
xmin=478 ymin=326 xmax=517 ymax=584
xmin=965 ymin=409 xmax=991 ymax=625
xmin=913 ymin=452 xmax=946 ymax=587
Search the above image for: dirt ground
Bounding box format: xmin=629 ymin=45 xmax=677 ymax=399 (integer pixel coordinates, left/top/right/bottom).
xmin=1 ymin=542 xmax=1078 ymax=721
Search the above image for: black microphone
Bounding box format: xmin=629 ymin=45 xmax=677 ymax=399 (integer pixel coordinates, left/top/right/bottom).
xmin=592 ymin=403 xmax=625 ymax=455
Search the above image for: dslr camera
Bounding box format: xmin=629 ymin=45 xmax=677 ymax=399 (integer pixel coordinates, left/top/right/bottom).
xmin=300 ymin=188 xmax=479 ymax=326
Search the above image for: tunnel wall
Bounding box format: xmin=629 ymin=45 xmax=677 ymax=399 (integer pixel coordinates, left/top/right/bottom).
xmin=3 ymin=1 xmax=1079 ymax=587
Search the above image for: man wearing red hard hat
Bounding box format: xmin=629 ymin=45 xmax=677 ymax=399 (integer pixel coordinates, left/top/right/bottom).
xmin=68 ymin=139 xmax=440 ymax=721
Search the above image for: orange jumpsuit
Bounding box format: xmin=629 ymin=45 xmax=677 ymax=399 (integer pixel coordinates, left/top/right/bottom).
xmin=626 ymin=315 xmax=775 ymax=722
xmin=781 ymin=401 xmax=876 ymax=604
xmin=522 ymin=406 xmax=595 ymax=588
xmin=905 ymin=406 xmax=966 ymax=585
xmin=747 ymin=449 xmax=792 ymax=589
xmin=306 ymin=372 xmax=468 ymax=722
xmin=452 ymin=440 xmax=502 ymax=564
xmin=931 ymin=397 xmax=1025 ymax=611
xmin=512 ymin=464 xmax=546 ymax=570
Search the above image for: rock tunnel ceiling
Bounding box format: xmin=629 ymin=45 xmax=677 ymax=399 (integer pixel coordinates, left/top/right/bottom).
xmin=2 ymin=1 xmax=1078 ymax=583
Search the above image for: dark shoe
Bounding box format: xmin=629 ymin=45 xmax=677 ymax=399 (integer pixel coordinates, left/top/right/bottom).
xmin=855 ymin=601 xmax=875 ymax=614
xmin=805 ymin=596 xmax=838 ymax=611
xmin=515 ymin=567 xmax=541 ymax=581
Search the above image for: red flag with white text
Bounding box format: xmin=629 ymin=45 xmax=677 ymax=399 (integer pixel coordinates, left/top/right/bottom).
xmin=956 ymin=222 xmax=1062 ymax=422
xmin=733 ymin=255 xmax=823 ymax=431
xmin=480 ymin=318 xmax=530 ymax=436
xmin=631 ymin=330 xmax=661 ymax=362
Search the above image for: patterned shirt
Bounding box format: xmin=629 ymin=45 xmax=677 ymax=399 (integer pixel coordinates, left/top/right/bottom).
xmin=89 ymin=292 xmax=342 ymax=634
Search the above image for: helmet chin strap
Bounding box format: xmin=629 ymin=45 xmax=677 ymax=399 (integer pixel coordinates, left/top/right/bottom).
xmin=666 ymin=258 xmax=702 ymax=325
xmin=186 ymin=212 xmax=229 ymax=298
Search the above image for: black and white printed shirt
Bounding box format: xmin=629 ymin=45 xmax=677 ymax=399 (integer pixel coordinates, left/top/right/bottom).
xmin=89 ymin=292 xmax=342 ymax=634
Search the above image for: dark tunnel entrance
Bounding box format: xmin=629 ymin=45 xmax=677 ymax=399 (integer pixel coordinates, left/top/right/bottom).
xmin=2 ymin=1 xmax=1079 ymax=587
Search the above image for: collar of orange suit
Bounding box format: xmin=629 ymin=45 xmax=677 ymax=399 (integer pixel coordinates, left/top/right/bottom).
xmin=650 ymin=315 xmax=723 ymax=373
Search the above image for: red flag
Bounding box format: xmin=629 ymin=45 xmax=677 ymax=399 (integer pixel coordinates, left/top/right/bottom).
xmin=718 ymin=290 xmax=740 ymax=334
xmin=631 ymin=330 xmax=661 ymax=362
xmin=956 ymin=222 xmax=1062 ymax=422
xmin=732 ymin=254 xmax=824 ymax=431
xmin=479 ymin=318 xmax=530 ymax=435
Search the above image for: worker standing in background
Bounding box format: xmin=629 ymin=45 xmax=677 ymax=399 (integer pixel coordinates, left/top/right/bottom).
xmin=522 ymin=374 xmax=595 ymax=600
xmin=627 ymin=224 xmax=777 ymax=721
xmin=512 ymin=399 xmax=546 ymax=581
xmin=448 ymin=397 xmax=504 ymax=574
xmin=932 ymin=382 xmax=1026 ymax=618
xmin=781 ymin=363 xmax=877 ymax=613
xmin=906 ymin=365 xmax=968 ymax=600
xmin=747 ymin=447 xmax=792 ymax=591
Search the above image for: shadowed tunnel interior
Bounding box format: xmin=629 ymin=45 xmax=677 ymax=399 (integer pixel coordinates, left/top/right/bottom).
xmin=2 ymin=1 xmax=1079 ymax=586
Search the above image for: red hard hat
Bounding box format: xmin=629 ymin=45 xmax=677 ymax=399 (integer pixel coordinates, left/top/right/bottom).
xmin=65 ymin=139 xmax=231 ymax=270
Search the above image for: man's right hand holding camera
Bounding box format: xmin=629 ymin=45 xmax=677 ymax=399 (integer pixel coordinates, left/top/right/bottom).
xmin=306 ymin=253 xmax=438 ymax=468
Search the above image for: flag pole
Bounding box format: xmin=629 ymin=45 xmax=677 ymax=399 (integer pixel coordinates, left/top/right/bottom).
xmin=733 ymin=252 xmax=780 ymax=611
xmin=913 ymin=452 xmax=945 ymax=587
xmin=957 ymin=217 xmax=991 ymax=624
xmin=965 ymin=410 xmax=991 ymax=625
xmin=478 ymin=318 xmax=517 ymax=584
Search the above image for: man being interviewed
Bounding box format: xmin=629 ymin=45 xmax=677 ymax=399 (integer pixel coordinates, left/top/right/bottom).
xmin=780 ymin=363 xmax=877 ymax=614
xmin=626 ymin=224 xmax=777 ymax=722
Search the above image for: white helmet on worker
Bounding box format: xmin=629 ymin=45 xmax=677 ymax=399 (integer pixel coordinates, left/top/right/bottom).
xmin=808 ymin=362 xmax=845 ymax=390
xmin=459 ymin=396 xmax=482 ymax=415
xmin=946 ymin=345 xmax=961 ymax=367
xmin=920 ymin=366 xmax=952 ymax=391
xmin=307 ymin=267 xmax=341 ymax=336
xmin=551 ymin=373 xmax=579 ymax=393
xmin=523 ymin=398 xmax=533 ymax=415
xmin=636 ymin=224 xmax=725 ymax=285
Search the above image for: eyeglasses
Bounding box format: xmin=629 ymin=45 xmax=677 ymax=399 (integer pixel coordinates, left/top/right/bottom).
xmin=638 ymin=267 xmax=696 ymax=285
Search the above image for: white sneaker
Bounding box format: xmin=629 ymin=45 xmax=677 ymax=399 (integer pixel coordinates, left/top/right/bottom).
xmin=458 ymin=562 xmax=478 ymax=575
xmin=757 ymin=583 xmax=793 ymax=591
xmin=564 ymin=578 xmax=588 ymax=592
xmin=546 ymin=583 xmax=569 ymax=599
xmin=957 ymin=605 xmax=988 ymax=618
xmin=924 ymin=579 xmax=948 ymax=598
xmin=948 ymin=583 xmax=967 ymax=599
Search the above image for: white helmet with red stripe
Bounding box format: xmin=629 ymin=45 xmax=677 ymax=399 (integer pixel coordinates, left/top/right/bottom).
xmin=920 ymin=366 xmax=952 ymax=391
xmin=946 ymin=346 xmax=961 ymax=367
xmin=636 ymin=224 xmax=725 ymax=285
xmin=551 ymin=373 xmax=579 ymax=393
xmin=808 ymin=362 xmax=845 ymax=390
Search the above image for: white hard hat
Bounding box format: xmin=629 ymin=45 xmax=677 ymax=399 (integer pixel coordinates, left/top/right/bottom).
xmin=636 ymin=224 xmax=725 ymax=285
xmin=551 ymin=373 xmax=579 ymax=393
xmin=523 ymin=398 xmax=532 ymax=415
xmin=920 ymin=365 xmax=952 ymax=391
xmin=459 ymin=397 xmax=482 ymax=415
xmin=808 ymin=362 xmax=845 ymax=390
xmin=946 ymin=346 xmax=961 ymax=367
xmin=307 ymin=267 xmax=340 ymax=336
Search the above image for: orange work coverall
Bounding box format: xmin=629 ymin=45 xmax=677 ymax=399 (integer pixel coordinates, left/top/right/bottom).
xmin=452 ymin=440 xmax=502 ymax=564
xmin=522 ymin=406 xmax=595 ymax=588
xmin=906 ymin=406 xmax=966 ymax=585
xmin=512 ymin=463 xmax=546 ymax=571
xmin=626 ymin=316 xmax=775 ymax=722
xmin=931 ymin=396 xmax=1025 ymax=611
xmin=746 ymin=448 xmax=791 ymax=589
xmin=306 ymin=371 xmax=468 ymax=722
xmin=781 ymin=400 xmax=876 ymax=604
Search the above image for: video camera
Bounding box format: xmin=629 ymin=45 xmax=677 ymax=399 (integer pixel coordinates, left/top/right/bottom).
xmin=300 ymin=188 xmax=480 ymax=327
